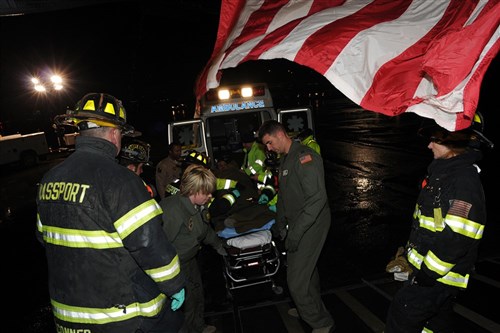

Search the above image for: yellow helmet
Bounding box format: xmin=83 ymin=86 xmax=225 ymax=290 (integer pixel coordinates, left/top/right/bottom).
xmin=183 ymin=150 xmax=209 ymax=168
xmin=55 ymin=93 xmax=134 ymax=135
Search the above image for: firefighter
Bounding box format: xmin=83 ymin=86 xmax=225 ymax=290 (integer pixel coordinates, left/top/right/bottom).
xmin=385 ymin=112 xmax=493 ymax=333
xmin=118 ymin=138 xmax=157 ymax=198
xmin=296 ymin=128 xmax=321 ymax=155
xmin=36 ymin=93 xmax=185 ymax=333
xmin=240 ymin=131 xmax=267 ymax=182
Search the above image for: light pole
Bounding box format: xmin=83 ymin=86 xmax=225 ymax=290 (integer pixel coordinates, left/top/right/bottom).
xmin=30 ymin=72 xmax=67 ymax=149
xmin=31 ymin=74 xmax=64 ymax=93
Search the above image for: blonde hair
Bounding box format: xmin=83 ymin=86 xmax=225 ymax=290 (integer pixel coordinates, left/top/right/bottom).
xmin=180 ymin=164 xmax=216 ymax=196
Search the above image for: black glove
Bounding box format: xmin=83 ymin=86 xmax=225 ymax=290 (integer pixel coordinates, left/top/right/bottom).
xmin=413 ymin=270 xmax=436 ymax=287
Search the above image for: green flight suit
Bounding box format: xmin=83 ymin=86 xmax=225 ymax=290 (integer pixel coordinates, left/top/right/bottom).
xmin=277 ymin=141 xmax=333 ymax=329
xmin=160 ymin=194 xmax=224 ymax=333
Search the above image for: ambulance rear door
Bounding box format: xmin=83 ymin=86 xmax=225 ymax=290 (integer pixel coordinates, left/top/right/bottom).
xmin=277 ymin=107 xmax=315 ymax=139
xmin=167 ymin=119 xmax=208 ymax=157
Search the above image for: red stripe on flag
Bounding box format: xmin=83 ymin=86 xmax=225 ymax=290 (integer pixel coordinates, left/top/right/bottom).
xmin=195 ymin=0 xmax=500 ymax=131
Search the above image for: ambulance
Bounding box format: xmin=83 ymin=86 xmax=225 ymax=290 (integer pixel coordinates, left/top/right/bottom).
xmin=167 ymin=83 xmax=314 ymax=168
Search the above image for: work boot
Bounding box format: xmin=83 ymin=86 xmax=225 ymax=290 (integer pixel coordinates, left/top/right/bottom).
xmin=311 ymin=323 xmax=336 ymax=333
xmin=202 ymin=325 xmax=216 ymax=333
xmin=287 ymin=308 xmax=299 ymax=318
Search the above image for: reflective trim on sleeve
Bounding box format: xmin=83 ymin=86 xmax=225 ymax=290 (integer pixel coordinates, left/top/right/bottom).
xmin=51 ymin=293 xmax=166 ymax=324
xmin=407 ymin=248 xmax=423 ymax=269
xmin=217 ymin=178 xmax=237 ymax=190
xmin=145 ymin=254 xmax=182 ymax=283
xmin=222 ymin=193 xmax=236 ymax=206
xmin=408 ymin=249 xmax=469 ymax=288
xmin=445 ymin=215 xmax=484 ymax=239
xmin=424 ymin=250 xmax=454 ymax=276
xmin=437 ymin=271 xmax=469 ymax=288
xmin=115 ymin=199 xmax=162 ymax=239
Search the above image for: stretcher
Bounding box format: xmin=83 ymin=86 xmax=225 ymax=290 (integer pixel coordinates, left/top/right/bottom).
xmin=217 ymin=219 xmax=283 ymax=296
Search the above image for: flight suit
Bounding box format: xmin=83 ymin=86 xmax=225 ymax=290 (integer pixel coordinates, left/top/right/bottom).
xmin=276 ymin=141 xmax=333 ymax=329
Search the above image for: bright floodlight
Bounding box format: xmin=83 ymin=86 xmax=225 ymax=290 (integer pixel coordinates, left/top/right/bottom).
xmin=218 ymin=89 xmax=230 ymax=100
xmin=34 ymin=84 xmax=46 ymax=92
xmin=241 ymin=87 xmax=253 ymax=97
xmin=51 ymin=75 xmax=62 ymax=84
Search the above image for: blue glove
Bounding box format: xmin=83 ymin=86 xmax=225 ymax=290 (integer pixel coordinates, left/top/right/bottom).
xmin=258 ymin=194 xmax=269 ymax=204
xmin=170 ymin=288 xmax=185 ymax=311
xmin=231 ymin=189 xmax=241 ymax=198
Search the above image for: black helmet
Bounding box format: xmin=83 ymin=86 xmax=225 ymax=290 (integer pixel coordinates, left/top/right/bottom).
xmin=296 ymin=128 xmax=314 ymax=141
xmin=54 ymin=93 xmax=134 ymax=135
xmin=183 ymin=150 xmax=209 ymax=168
xmin=418 ymin=111 xmax=493 ymax=149
xmin=119 ymin=139 xmax=151 ymax=166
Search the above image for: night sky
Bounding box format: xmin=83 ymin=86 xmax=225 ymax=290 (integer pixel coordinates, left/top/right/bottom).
xmin=0 ymin=1 xmax=223 ymax=134
xmin=1 ymin=0 xmax=498 ymax=150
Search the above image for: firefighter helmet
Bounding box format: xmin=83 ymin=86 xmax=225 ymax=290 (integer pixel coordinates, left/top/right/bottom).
xmin=119 ymin=139 xmax=151 ymax=166
xmin=183 ymin=150 xmax=209 ymax=168
xmin=296 ymin=128 xmax=314 ymax=141
xmin=418 ymin=112 xmax=493 ymax=149
xmin=54 ymin=93 xmax=134 ymax=135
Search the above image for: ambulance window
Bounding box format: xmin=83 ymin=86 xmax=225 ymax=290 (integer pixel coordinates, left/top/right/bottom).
xmin=280 ymin=111 xmax=310 ymax=138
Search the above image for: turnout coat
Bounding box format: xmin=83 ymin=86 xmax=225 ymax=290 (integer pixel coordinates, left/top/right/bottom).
xmin=36 ymin=136 xmax=184 ymax=333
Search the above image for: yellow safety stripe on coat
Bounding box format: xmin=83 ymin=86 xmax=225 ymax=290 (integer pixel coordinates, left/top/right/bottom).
xmin=407 ymin=249 xmax=469 ymax=288
xmin=257 ymin=171 xmax=272 ymax=183
xmin=422 ymin=327 xmax=433 ymax=333
xmin=248 ymin=165 xmax=257 ymax=175
xmin=417 ymin=213 xmax=437 ymax=232
xmin=412 ymin=204 xmax=419 ymax=219
xmin=424 ymin=250 xmax=453 ymax=276
xmin=145 ymin=254 xmax=181 ymax=283
xmin=115 ymin=199 xmax=162 ymax=239
xmin=269 ymin=194 xmax=278 ymax=206
xmin=407 ymin=248 xmax=423 ymax=269
xmin=445 ymin=214 xmax=484 ymax=239
xmin=437 ymin=271 xmax=469 ymax=288
xmin=222 ymin=193 xmax=236 ymax=205
xmin=37 ymin=213 xmax=123 ymax=249
xmin=51 ymin=294 xmax=166 ymax=324
xmin=217 ymin=178 xmax=236 ymax=190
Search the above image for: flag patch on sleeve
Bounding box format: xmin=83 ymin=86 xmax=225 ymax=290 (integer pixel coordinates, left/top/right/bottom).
xmin=299 ymin=154 xmax=312 ymax=164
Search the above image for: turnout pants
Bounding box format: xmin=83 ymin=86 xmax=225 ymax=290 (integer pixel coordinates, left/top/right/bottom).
xmin=385 ymin=280 xmax=459 ymax=333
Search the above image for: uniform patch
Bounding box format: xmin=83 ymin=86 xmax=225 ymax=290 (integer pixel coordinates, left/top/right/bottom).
xmin=299 ymin=154 xmax=312 ymax=164
xmin=448 ymin=199 xmax=472 ymax=218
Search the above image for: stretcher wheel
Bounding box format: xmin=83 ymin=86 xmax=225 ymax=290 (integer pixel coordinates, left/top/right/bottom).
xmin=272 ymin=283 xmax=283 ymax=295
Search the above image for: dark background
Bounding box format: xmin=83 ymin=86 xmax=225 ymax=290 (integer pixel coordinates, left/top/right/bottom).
xmin=1 ymin=0 xmax=498 ymax=160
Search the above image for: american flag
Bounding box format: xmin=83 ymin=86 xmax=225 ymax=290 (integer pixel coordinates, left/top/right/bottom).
xmin=195 ymin=0 xmax=500 ymax=131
